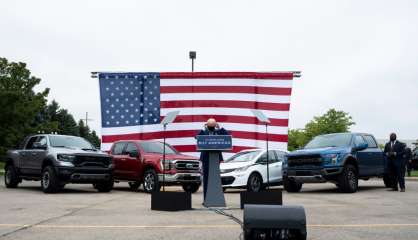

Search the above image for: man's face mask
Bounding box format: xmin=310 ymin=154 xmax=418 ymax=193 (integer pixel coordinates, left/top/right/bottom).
xmin=207 ymin=126 xmax=215 ymax=131
xmin=390 ymin=135 xmax=396 ymax=142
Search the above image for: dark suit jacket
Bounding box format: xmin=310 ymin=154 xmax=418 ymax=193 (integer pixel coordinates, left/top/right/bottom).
xmin=384 ymin=141 xmax=406 ymax=165
xmin=197 ymin=127 xmax=229 ymax=162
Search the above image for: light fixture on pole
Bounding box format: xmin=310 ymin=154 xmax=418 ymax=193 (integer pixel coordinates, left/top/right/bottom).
xmin=160 ymin=110 xmax=180 ymax=191
xmin=189 ymin=51 xmax=196 ymax=72
xmin=251 ymin=109 xmax=271 ymax=189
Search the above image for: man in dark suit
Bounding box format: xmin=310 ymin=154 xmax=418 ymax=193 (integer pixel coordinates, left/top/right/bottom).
xmin=197 ymin=118 xmax=229 ymax=201
xmin=404 ymin=147 xmax=412 ymax=177
xmin=384 ymin=133 xmax=406 ymax=192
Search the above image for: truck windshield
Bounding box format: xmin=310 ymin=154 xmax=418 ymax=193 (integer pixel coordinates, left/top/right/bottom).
xmin=49 ymin=135 xmax=94 ymax=149
xmin=139 ymin=142 xmax=177 ymax=154
xmin=304 ymin=134 xmax=352 ymax=149
xmin=226 ymin=150 xmax=261 ymax=163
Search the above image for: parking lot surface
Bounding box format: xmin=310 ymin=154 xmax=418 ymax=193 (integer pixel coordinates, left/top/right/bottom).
xmin=1 ymin=179 xmax=418 ymax=240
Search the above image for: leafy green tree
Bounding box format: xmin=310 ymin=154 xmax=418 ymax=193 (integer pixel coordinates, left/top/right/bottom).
xmin=0 ymin=57 xmax=49 ymax=155
xmin=78 ymin=120 xmax=101 ymax=148
xmin=288 ymin=109 xmax=355 ymax=151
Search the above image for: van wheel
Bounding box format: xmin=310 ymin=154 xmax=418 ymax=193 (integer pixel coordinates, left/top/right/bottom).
xmin=5 ymin=164 xmax=20 ymax=188
xmin=41 ymin=166 xmax=60 ymax=193
xmin=143 ymin=169 xmax=160 ymax=193
xmin=182 ymin=183 xmax=200 ymax=193
xmin=283 ymin=176 xmax=303 ymax=192
xmin=94 ymin=180 xmax=114 ymax=192
xmin=247 ymin=173 xmax=263 ymax=192
xmin=128 ymin=182 xmax=141 ymax=191
xmin=338 ymin=164 xmax=358 ymax=193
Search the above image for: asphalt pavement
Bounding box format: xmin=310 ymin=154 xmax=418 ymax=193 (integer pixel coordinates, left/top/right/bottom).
xmin=0 ymin=179 xmax=418 ymax=240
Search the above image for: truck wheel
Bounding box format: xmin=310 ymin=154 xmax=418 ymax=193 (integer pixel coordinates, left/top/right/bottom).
xmin=182 ymin=182 xmax=200 ymax=193
xmin=128 ymin=181 xmax=141 ymax=191
xmin=94 ymin=180 xmax=114 ymax=192
xmin=41 ymin=166 xmax=60 ymax=193
xmin=338 ymin=164 xmax=358 ymax=193
xmin=143 ymin=169 xmax=160 ymax=193
xmin=283 ymin=176 xmax=303 ymax=193
xmin=5 ymin=164 xmax=20 ymax=188
xmin=383 ymin=173 xmax=393 ymax=188
xmin=247 ymin=173 xmax=263 ymax=192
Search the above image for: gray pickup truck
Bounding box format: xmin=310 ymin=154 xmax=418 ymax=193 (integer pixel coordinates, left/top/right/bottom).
xmin=4 ymin=134 xmax=114 ymax=193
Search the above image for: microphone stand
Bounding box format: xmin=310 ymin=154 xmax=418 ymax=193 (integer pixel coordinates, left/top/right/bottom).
xmin=265 ymin=122 xmax=270 ymax=190
xmin=162 ymin=123 xmax=167 ymax=192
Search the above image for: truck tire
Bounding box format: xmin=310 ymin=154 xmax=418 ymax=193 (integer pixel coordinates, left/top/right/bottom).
xmin=4 ymin=164 xmax=20 ymax=188
xmin=94 ymin=180 xmax=114 ymax=192
xmin=247 ymin=173 xmax=263 ymax=192
xmin=338 ymin=164 xmax=358 ymax=193
xmin=128 ymin=181 xmax=141 ymax=191
xmin=283 ymin=176 xmax=303 ymax=193
xmin=182 ymin=182 xmax=200 ymax=193
xmin=41 ymin=166 xmax=61 ymax=193
xmin=143 ymin=169 xmax=160 ymax=193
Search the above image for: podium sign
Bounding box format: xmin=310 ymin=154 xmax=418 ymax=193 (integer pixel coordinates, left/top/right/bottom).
xmin=196 ymin=135 xmax=233 ymax=151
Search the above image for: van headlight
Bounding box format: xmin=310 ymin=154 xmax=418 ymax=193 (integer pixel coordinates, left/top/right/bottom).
xmin=57 ymin=154 xmax=76 ymax=162
xmin=235 ymin=166 xmax=250 ymax=172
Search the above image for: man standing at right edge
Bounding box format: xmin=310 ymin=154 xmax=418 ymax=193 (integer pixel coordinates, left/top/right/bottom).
xmin=384 ymin=133 xmax=406 ymax=192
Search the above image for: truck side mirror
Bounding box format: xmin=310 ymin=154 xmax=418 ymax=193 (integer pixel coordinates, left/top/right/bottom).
xmin=355 ymin=143 xmax=368 ymax=151
xmin=129 ymin=150 xmax=139 ymax=158
xmin=33 ymin=142 xmax=47 ymax=150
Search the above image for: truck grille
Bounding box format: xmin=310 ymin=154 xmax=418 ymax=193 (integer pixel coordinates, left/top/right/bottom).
xmin=174 ymin=161 xmax=200 ymax=171
xmin=287 ymin=154 xmax=322 ymax=167
xmin=73 ymin=156 xmax=112 ymax=168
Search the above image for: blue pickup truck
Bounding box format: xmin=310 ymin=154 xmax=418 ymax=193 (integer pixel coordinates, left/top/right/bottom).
xmin=283 ymin=133 xmax=390 ymax=193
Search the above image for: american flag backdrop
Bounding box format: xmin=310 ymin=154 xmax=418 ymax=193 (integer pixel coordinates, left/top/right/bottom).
xmin=98 ymin=72 xmax=295 ymax=158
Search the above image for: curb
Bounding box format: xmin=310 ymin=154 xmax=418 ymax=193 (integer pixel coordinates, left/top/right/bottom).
xmin=405 ymin=177 xmax=418 ymax=182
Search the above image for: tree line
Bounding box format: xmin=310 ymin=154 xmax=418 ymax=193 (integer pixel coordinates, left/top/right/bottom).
xmin=288 ymin=109 xmax=355 ymax=151
xmin=0 ymin=57 xmax=100 ymax=156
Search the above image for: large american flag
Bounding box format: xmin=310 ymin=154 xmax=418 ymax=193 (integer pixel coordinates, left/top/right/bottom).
xmin=98 ymin=72 xmax=295 ymax=158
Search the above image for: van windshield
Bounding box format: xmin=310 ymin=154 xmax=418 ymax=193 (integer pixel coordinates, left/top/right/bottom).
xmin=304 ymin=134 xmax=352 ymax=149
xmin=226 ymin=151 xmax=261 ymax=163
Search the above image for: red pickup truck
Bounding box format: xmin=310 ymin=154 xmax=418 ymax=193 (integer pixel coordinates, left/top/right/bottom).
xmin=109 ymin=140 xmax=201 ymax=193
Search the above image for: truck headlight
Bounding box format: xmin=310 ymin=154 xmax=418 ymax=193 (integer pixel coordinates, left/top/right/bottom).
xmin=57 ymin=154 xmax=76 ymax=162
xmin=322 ymin=154 xmax=339 ymax=164
xmin=160 ymin=159 xmax=173 ymax=170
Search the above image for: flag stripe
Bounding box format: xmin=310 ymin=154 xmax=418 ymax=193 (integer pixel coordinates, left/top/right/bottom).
xmin=160 ymin=79 xmax=292 ymax=88
xmin=101 ymin=122 xmax=288 ymax=136
xmin=160 ymin=93 xmax=290 ymax=104
xmin=102 ymin=130 xmax=287 ymax=143
xmin=160 ymin=108 xmax=289 ymax=119
xmin=160 ymin=72 xmax=294 ymax=79
xmin=101 ymin=138 xmax=288 ymax=151
xmin=170 ymin=115 xmax=288 ymax=126
xmin=160 ymin=86 xmax=292 ymax=95
xmin=161 ymin=100 xmax=290 ymax=111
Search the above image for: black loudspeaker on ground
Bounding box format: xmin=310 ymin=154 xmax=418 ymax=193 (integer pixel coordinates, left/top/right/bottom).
xmin=243 ymin=204 xmax=307 ymax=240
xmin=240 ymin=189 xmax=282 ymax=209
xmin=151 ymin=192 xmax=192 ymax=211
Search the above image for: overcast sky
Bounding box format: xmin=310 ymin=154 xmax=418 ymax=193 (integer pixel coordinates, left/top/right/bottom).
xmin=1 ymin=0 xmax=417 ymax=140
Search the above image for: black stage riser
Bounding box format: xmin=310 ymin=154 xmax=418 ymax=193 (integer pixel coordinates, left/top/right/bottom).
xmin=240 ymin=190 xmax=282 ymax=209
xmin=151 ymin=192 xmax=192 ymax=211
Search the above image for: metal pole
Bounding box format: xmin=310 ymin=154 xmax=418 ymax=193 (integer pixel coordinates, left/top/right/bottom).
xmin=266 ymin=123 xmax=269 ymax=190
xmin=162 ymin=124 xmax=166 ymax=192
xmin=192 ymin=58 xmax=194 ymax=72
